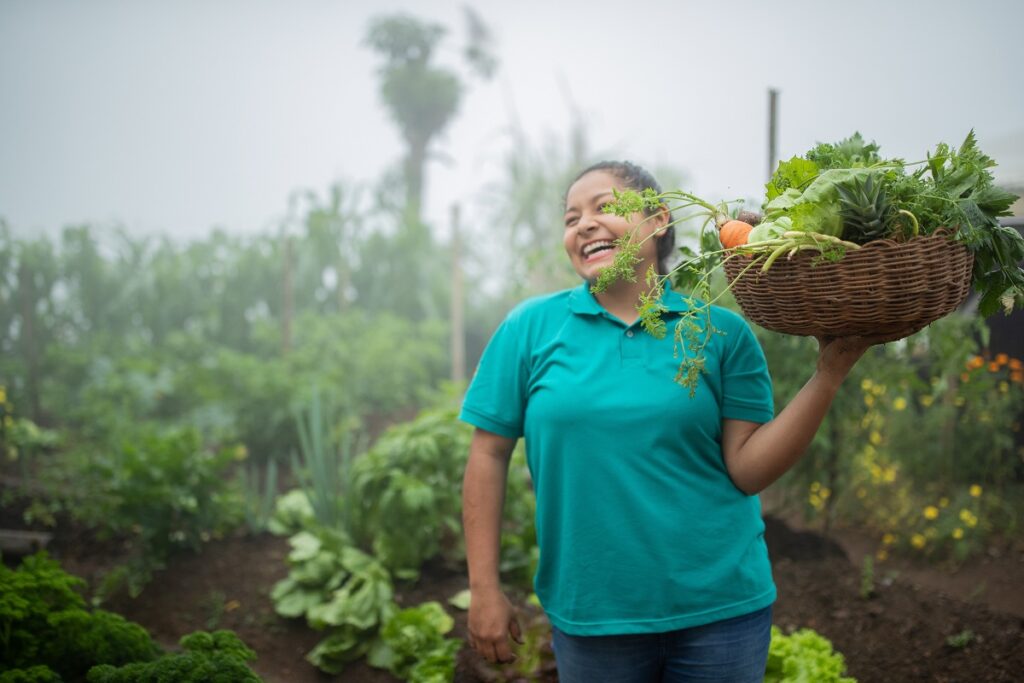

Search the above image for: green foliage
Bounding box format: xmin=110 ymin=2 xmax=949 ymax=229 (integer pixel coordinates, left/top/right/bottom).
xmin=946 ymin=628 xmax=975 ymax=649
xmin=763 ymin=131 xmax=1024 ymax=316
xmin=0 ymin=553 xmax=159 ymax=679
xmin=270 ymin=528 xmax=396 ymax=675
xmin=350 ymin=409 xmax=473 ymax=577
xmin=859 ymin=555 xmax=875 ymax=600
xmin=766 ymin=156 xmax=820 ymax=201
xmin=758 ymin=311 xmax=1024 ymax=563
xmin=63 ymin=428 xmax=244 ymax=597
xmin=367 ymin=602 xmax=461 ymax=682
xmin=87 ymin=629 xmax=261 ymax=682
xmin=290 ymin=388 xmax=361 ymax=532
xmin=805 ymin=131 xmax=882 ymax=170
xmin=239 ymin=458 xmax=278 ymax=535
xmin=267 ymin=489 xmax=315 ymax=537
xmin=764 ymin=626 xmax=856 ymax=683
xmin=0 ymin=666 xmax=61 ymax=683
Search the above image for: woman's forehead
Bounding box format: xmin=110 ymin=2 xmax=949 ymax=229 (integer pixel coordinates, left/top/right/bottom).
xmin=566 ymin=170 xmax=623 ymax=206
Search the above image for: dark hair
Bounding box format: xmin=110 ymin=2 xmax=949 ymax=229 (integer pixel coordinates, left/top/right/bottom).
xmin=568 ymin=160 xmax=676 ymax=275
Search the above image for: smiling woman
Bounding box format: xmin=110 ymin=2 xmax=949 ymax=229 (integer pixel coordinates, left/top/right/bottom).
xmin=460 ymin=160 xmax=901 ymax=682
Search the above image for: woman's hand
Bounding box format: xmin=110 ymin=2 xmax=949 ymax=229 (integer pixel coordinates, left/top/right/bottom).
xmin=467 ymin=587 xmax=522 ymax=664
xmin=814 ymin=327 xmax=918 ymax=385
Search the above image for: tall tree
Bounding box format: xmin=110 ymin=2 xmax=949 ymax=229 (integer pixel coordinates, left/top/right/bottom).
xmin=364 ymin=9 xmax=497 ymax=224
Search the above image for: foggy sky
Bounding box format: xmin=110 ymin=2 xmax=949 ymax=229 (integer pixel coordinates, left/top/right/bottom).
xmin=2 ymin=0 xmax=1023 ymax=241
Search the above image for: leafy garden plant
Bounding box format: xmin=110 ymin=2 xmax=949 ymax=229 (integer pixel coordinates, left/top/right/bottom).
xmin=0 ymin=553 xmax=159 ymax=681
xmin=764 ymin=625 xmax=856 ymax=683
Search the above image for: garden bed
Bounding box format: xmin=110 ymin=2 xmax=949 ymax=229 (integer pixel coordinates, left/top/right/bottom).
xmin=25 ymin=514 xmax=1019 ymax=683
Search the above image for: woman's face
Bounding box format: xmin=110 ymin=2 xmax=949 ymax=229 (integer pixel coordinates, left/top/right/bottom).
xmin=562 ymin=170 xmax=665 ymax=284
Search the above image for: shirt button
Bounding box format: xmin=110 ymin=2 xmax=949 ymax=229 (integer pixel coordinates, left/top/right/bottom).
xmin=626 ymin=330 xmax=634 ymax=338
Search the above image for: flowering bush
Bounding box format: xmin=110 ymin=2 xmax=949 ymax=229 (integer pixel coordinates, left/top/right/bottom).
xmin=759 ymin=311 xmax=1023 ymax=564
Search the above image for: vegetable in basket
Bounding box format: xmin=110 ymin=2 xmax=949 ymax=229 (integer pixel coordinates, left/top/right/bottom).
xmin=595 ymin=131 xmax=1024 ymax=394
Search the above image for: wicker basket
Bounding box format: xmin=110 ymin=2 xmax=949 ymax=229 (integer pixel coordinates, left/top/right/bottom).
xmin=722 ymin=231 xmax=974 ymax=341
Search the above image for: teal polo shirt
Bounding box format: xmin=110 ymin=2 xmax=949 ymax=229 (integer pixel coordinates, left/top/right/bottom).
xmin=460 ymin=281 xmax=776 ymax=635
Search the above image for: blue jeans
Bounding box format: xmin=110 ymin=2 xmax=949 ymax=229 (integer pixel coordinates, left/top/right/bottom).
xmin=550 ymin=606 xmax=773 ymax=683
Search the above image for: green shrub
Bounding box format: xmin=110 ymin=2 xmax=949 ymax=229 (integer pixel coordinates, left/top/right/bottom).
xmin=67 ymin=428 xmax=244 ymax=596
xmin=350 ymin=409 xmax=473 ymax=577
xmin=86 ymin=629 xmax=261 ymax=682
xmin=0 ymin=553 xmax=159 ymax=678
xmin=0 ymin=666 xmax=61 ymax=683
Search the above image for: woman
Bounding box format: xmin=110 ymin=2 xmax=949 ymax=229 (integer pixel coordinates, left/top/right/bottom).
xmin=460 ymin=161 xmax=892 ymax=682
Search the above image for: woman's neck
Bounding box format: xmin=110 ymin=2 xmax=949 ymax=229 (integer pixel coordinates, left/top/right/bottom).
xmin=592 ymin=275 xmax=651 ymax=325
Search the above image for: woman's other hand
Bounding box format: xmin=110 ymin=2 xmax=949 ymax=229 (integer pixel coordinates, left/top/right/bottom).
xmin=467 ymin=587 xmax=523 ymax=664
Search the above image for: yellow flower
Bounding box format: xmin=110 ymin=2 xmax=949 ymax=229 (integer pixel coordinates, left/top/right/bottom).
xmin=969 ymin=485 xmax=982 ymax=498
xmin=233 ymin=445 xmax=249 ymax=461
xmin=911 ymin=534 xmax=926 ymax=549
xmin=952 ymin=528 xmax=964 ymax=540
xmin=954 ymin=396 xmax=966 ymax=407
xmin=861 ymin=379 xmax=873 ymax=391
xmin=923 ymin=506 xmax=939 ymax=520
xmin=939 ymin=497 xmax=949 ymax=508
xmin=875 ymin=549 xmax=889 ymax=562
xmin=958 ymin=509 xmax=978 ymax=528
xmin=0 ymin=386 xmax=6 ymax=404
xmin=882 ymin=533 xmax=896 ymax=546
xmin=920 ymin=395 xmax=934 ymax=407
xmin=864 ymin=395 xmax=875 ymax=407
xmin=809 ymin=494 xmax=823 ymax=509
xmin=893 ymin=397 xmax=907 ymax=411
xmin=810 ymin=482 xmax=821 ymax=492
xmin=999 ymin=381 xmax=1009 ymax=394
xmin=883 ymin=467 xmax=897 ymax=483
xmin=872 ymin=384 xmax=886 ymax=396
xmin=870 ymin=431 xmax=883 ymax=446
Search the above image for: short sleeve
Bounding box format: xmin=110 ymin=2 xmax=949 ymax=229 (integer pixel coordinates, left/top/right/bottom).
xmin=720 ymin=322 xmax=774 ymax=423
xmin=460 ymin=313 xmax=529 ymax=438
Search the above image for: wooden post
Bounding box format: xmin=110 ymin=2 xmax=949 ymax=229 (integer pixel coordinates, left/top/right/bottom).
xmin=767 ymin=88 xmax=779 ymax=182
xmin=282 ymin=235 xmax=293 ymax=355
xmin=450 ymin=204 xmax=465 ymax=384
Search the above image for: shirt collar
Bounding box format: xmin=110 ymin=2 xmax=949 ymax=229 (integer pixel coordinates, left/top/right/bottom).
xmin=567 ymin=279 xmax=691 ymax=316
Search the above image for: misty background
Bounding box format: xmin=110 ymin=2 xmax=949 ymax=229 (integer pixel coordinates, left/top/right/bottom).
xmin=3 ymin=0 xmax=1023 ymax=243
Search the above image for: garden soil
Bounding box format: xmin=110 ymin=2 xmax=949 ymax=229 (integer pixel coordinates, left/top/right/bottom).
xmin=28 ymin=515 xmax=1024 ymax=682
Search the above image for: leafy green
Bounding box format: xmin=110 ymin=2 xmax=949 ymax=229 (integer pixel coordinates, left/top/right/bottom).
xmin=805 ymin=131 xmax=882 ymax=169
xmin=764 ymin=626 xmax=856 ymax=683
xmin=766 ymin=156 xmax=820 ymax=201
xmin=0 ymin=553 xmax=159 ymax=679
xmin=86 ymin=630 xmax=260 ymax=683
xmin=66 ymin=428 xmax=244 ymax=599
xmin=367 ymin=602 xmax=461 ymax=682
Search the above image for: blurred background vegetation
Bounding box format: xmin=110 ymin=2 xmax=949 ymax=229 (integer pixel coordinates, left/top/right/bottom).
xmin=1 ymin=5 xmax=1022 ymax=678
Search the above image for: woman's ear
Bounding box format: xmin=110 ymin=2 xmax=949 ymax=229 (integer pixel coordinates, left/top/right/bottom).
xmin=652 ymin=204 xmax=670 ymax=238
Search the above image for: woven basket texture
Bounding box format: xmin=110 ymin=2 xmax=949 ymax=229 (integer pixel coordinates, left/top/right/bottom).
xmin=722 ymin=232 xmax=973 ymax=340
